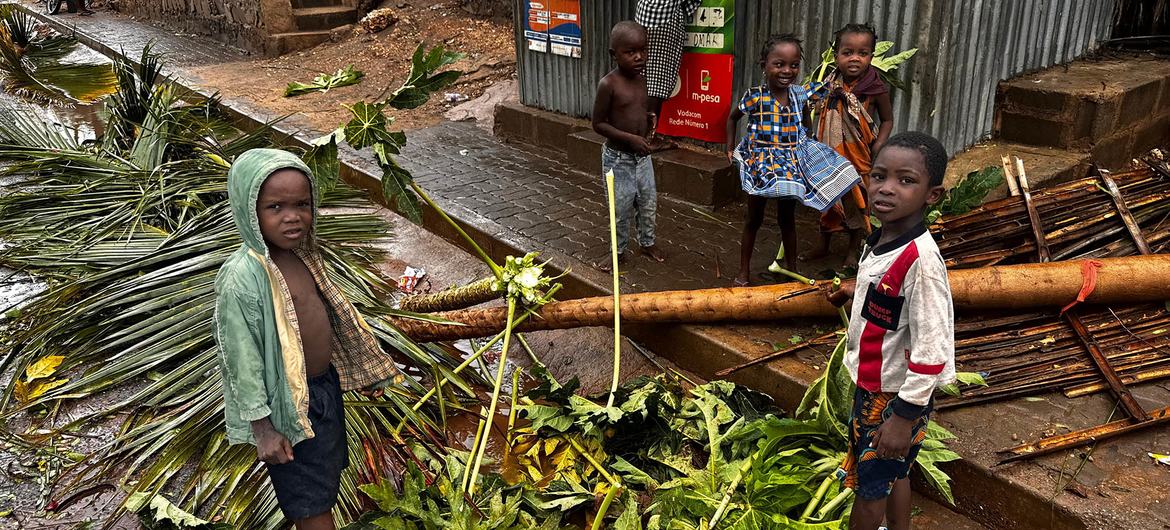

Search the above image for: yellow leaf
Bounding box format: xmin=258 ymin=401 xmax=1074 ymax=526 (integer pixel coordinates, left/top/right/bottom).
xmin=24 ymin=355 xmax=65 ymax=382
xmin=542 ymin=438 xmax=560 ymax=456
xmin=24 ymin=378 xmax=68 ymax=401
xmin=1153 ymin=328 xmax=1166 ymax=335
xmin=1039 ymin=336 xmax=1056 ymax=346
xmin=12 ymin=379 xmax=29 ymax=403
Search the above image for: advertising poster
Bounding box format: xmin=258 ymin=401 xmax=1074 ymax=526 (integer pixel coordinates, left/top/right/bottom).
xmin=524 ymin=1 xmax=550 ymax=53
xmin=656 ymin=0 xmax=736 ymax=143
xmin=548 ymin=0 xmax=582 ymax=58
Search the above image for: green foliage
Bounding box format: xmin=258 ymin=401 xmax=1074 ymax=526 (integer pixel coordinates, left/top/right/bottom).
xmin=0 ymin=46 xmax=481 ymax=530
xmin=807 ymin=41 xmax=918 ymax=91
xmin=318 ymin=43 xmax=462 ymax=223
xmin=927 ymin=165 xmax=1006 ymax=223
xmin=284 ymin=64 xmax=365 ymax=97
xmin=126 ymin=493 xmax=234 ymax=530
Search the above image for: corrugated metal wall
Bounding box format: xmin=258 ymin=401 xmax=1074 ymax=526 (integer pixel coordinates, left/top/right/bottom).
xmin=515 ymin=0 xmax=1116 ymax=154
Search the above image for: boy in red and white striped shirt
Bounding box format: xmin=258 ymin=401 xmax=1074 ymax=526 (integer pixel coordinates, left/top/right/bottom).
xmin=828 ymin=131 xmax=955 ymax=530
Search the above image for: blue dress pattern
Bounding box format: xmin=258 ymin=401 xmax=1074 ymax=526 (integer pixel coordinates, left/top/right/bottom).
xmin=735 ymin=85 xmax=861 ymax=211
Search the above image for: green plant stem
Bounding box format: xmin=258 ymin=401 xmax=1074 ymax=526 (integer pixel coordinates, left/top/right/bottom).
xmin=460 ymin=404 xmax=489 ymax=492
xmin=710 ymin=453 xmax=756 ymax=529
xmin=774 ymin=265 xmax=816 ymax=286
xmin=464 ymin=297 xmax=517 ymax=495
xmin=410 ymin=181 xmax=502 ymax=279
xmin=832 ymin=277 xmax=849 ymax=327
xmin=814 ymin=487 xmax=854 ymax=521
xmin=565 ymin=436 xmax=620 ymax=486
xmin=506 ymin=369 xmax=520 ymax=445
xmin=800 ymin=473 xmax=837 ymax=521
xmin=590 ymin=484 xmax=622 ymax=530
xmin=400 ymin=284 xmax=562 ymax=428
xmin=605 ymin=170 xmax=621 ymax=408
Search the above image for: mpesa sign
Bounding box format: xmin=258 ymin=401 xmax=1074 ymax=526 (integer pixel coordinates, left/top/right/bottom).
xmin=657 ymin=53 xmax=734 ymax=143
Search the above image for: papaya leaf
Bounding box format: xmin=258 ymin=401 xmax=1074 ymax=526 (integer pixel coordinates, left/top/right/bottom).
xmin=302 ymin=132 xmax=340 ymax=192
xmin=284 ymin=64 xmax=364 ymax=97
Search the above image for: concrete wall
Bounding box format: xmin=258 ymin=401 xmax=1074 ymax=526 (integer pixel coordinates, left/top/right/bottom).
xmin=112 ymin=0 xmax=296 ymax=55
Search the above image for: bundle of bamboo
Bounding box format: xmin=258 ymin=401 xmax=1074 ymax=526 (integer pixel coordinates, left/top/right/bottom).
xmin=939 ymin=304 xmax=1170 ymax=409
xmin=932 ymin=155 xmax=1170 ymax=268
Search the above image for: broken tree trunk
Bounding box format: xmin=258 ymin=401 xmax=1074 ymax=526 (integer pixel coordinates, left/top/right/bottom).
xmin=392 ymin=255 xmax=1170 ymax=342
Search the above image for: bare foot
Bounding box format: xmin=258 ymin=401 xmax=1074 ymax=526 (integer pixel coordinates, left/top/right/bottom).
xmin=641 ymin=244 xmax=666 ymax=262
xmin=597 ymin=251 xmax=629 ymax=272
xmin=733 ymin=271 xmax=750 ymax=286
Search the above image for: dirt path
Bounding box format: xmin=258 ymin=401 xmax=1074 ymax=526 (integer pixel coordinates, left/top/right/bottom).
xmin=185 ymin=0 xmax=516 ymax=135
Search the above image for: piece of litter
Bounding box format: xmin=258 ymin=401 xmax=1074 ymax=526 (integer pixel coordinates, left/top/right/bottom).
xmin=444 ymin=92 xmax=469 ymax=103
xmin=1150 ymin=452 xmax=1170 ymax=466
xmin=398 ymin=266 xmax=426 ymax=294
xmin=459 ymin=149 xmax=469 ymax=156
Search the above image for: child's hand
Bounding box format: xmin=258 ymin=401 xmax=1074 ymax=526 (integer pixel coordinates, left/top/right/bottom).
xmin=359 ymin=387 xmax=384 ymax=398
xmin=870 ymin=413 xmax=915 ymax=460
xmin=252 ymin=420 xmax=294 ymax=465
xmin=629 ymin=135 xmax=652 ymax=156
xmin=826 ymin=279 xmax=855 ymax=307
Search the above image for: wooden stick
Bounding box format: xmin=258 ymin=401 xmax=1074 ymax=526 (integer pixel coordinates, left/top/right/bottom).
xmin=998 ymin=406 xmax=1170 ymax=464
xmin=1062 ymin=310 xmax=1150 ymax=421
xmin=1014 ymin=157 xmax=1051 ymax=262
xmin=1064 ymin=366 xmax=1170 ymax=398
xmin=1001 ymin=155 xmax=1021 ymax=197
xmin=714 ymin=330 xmax=840 ymax=377
xmin=1095 ymin=165 xmax=1153 ymax=255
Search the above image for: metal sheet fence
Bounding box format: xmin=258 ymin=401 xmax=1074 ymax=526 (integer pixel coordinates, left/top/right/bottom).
xmin=514 ymin=0 xmax=1116 ymax=154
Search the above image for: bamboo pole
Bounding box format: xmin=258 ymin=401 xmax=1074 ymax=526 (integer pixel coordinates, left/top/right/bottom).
xmin=391 ymin=255 xmax=1170 ymax=342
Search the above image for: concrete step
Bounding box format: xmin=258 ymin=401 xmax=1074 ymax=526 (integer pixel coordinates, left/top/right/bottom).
xmin=266 ymin=31 xmax=332 ymax=56
xmin=566 ymin=129 xmax=739 ymax=207
xmin=291 ymin=0 xmax=347 ymax=8
xmin=945 ymin=141 xmax=1091 ymax=202
xmin=496 ymin=102 xmax=739 ymax=207
xmin=293 ymin=6 xmax=359 ymax=32
xmin=995 ymin=57 xmax=1170 ymax=168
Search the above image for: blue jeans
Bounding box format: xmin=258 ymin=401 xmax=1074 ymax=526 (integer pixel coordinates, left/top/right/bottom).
xmin=601 ymin=145 xmax=657 ymax=253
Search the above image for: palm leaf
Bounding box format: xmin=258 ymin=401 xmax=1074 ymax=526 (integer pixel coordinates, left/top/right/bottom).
xmin=0 ymin=54 xmax=483 ymax=530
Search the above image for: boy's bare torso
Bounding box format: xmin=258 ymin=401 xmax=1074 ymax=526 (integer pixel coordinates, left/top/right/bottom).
xmin=600 ymin=71 xmax=650 ymax=151
xmin=272 ymin=252 xmax=334 ymax=378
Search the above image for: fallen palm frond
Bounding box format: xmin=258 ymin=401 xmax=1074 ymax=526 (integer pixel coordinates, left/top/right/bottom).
xmin=0 ymin=46 xmax=483 ymax=528
xmin=284 ymin=64 xmax=365 ymax=97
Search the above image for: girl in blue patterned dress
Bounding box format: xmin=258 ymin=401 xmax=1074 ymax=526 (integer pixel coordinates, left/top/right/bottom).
xmin=725 ymin=34 xmax=861 ymax=286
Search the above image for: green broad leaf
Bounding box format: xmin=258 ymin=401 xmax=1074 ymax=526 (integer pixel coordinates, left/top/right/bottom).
xmin=342 ymin=101 xmax=398 ymax=150
xmin=938 ymin=383 xmax=960 ymax=397
xmin=915 ymin=446 xmax=961 ymax=505
xmin=388 ymin=87 xmax=431 ymax=110
xmin=526 ymin=364 xmax=580 ymax=405
xmin=955 ymin=371 xmax=988 ymax=387
xmin=358 ymin=480 xmax=403 ymax=513
xmin=612 ymin=456 xmax=660 ymax=488
xmin=874 ymin=47 xmax=918 ymax=70
xmin=614 ymin=492 xmax=644 ymax=530
xmin=873 ymin=40 xmax=895 ymax=56
xmin=379 ymin=156 xmax=422 ymax=223
xmin=937 ymin=165 xmax=1004 ymax=216
xmin=517 ymin=403 xmax=574 ymax=432
xmin=125 ymin=492 xmax=234 ymax=529
xmin=283 ymin=64 xmax=364 ymax=97
xmin=302 ymin=133 xmax=340 ymax=192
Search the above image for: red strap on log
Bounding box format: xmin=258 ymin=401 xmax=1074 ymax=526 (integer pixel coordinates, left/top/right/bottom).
xmin=1060 ymin=260 xmax=1103 ymax=314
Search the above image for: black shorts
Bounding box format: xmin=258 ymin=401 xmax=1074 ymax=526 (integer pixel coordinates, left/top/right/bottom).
xmin=266 ymin=365 xmax=347 ymax=520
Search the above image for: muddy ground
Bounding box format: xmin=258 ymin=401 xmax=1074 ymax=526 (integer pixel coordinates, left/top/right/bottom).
xmin=185 ymin=0 xmax=517 ymax=135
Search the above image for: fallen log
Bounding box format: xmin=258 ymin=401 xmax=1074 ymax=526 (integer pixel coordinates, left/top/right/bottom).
xmin=393 ymin=255 xmax=1170 ymax=342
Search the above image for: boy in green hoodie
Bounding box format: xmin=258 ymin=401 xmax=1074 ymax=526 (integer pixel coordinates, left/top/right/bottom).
xmin=214 ymin=148 xmax=405 ymax=529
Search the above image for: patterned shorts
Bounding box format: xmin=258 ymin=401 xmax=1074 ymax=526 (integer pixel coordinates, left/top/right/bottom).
xmin=837 ymin=386 xmax=932 ymax=500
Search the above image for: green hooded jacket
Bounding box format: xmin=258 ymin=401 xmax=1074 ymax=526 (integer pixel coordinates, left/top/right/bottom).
xmin=214 ymin=148 xmax=403 ymax=446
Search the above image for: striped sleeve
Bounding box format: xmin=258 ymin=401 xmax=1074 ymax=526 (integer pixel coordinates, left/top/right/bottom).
xmin=895 ymin=257 xmax=954 ymax=417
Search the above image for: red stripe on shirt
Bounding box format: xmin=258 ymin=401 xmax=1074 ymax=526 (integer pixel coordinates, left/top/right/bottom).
xmin=856 ymin=241 xmax=920 ymax=392
xmin=908 ymin=361 xmax=945 ymax=375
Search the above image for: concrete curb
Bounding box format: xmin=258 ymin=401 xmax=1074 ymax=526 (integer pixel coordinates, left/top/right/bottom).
xmin=18 ymin=7 xmax=1090 ymax=529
